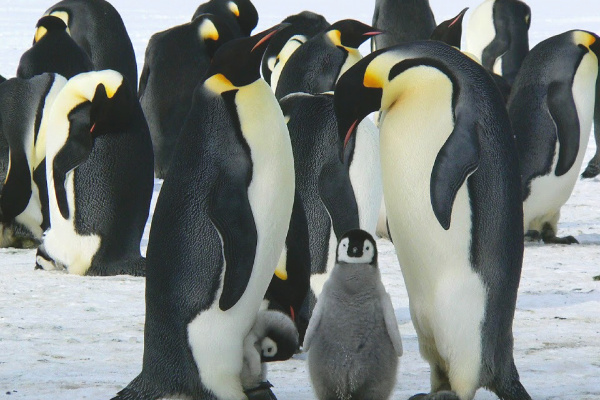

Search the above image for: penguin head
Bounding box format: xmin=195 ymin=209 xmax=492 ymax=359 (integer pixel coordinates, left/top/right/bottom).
xmin=226 ymin=0 xmax=259 ymax=36
xmin=33 ymin=15 xmax=69 ymax=43
xmin=260 ymin=312 xmax=299 ymax=362
xmin=336 ymin=229 xmax=378 ymax=266
xmin=573 ymin=30 xmax=600 ymax=61
xmin=326 ymin=19 xmax=382 ymax=50
xmin=334 ymin=51 xmax=383 ymax=158
xmin=193 ymin=13 xmax=236 ymax=59
xmin=89 ymin=78 xmax=134 ymax=135
xmin=430 ymin=7 xmax=468 ymax=49
xmin=203 ymin=24 xmax=286 ymax=89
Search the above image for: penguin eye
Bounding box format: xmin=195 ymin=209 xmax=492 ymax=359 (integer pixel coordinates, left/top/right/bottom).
xmin=366 ymin=246 xmax=370 ymax=251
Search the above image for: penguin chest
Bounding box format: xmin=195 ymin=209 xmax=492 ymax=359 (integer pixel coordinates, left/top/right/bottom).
xmin=271 ymin=35 xmax=306 ymax=92
xmin=523 ymin=52 xmax=599 ymax=229
xmin=379 ymin=75 xmax=485 ymax=341
xmin=465 ymin=0 xmax=496 ymax=63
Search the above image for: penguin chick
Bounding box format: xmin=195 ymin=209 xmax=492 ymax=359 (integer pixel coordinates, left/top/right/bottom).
xmin=304 ymin=229 xmax=402 ymax=400
xmin=241 ymin=309 xmax=299 ymax=391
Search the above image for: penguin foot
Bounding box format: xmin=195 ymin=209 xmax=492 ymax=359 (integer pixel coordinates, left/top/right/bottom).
xmin=581 ymin=161 xmax=600 ymax=178
xmin=244 ymin=382 xmax=277 ymax=400
xmin=541 ymin=234 xmax=579 ymax=245
xmin=593 ymin=275 xmax=600 ymax=281
xmin=408 ymin=391 xmax=460 ymax=400
xmin=524 ymin=230 xmax=541 ymax=242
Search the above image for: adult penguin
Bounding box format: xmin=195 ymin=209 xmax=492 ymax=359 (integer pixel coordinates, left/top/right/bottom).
xmin=581 ymin=78 xmax=600 ymax=178
xmin=261 ymin=11 xmax=330 ymax=90
xmin=279 ymin=92 xmax=360 ymax=318
xmin=192 ymin=0 xmax=258 ymax=38
xmin=139 ymin=13 xmax=235 ymax=179
xmin=17 ymin=15 xmax=93 ymax=80
xmin=274 ymin=20 xmax=381 ymax=100
xmin=371 ymin=0 xmax=436 ymax=51
xmin=334 ymin=40 xmax=531 ymax=400
xmin=465 ymin=0 xmax=531 ymax=86
xmin=0 ymin=73 xmax=67 ymax=248
xmin=42 ymin=0 xmax=138 ymax=91
xmin=112 ymin=26 xmax=294 ymax=400
xmin=509 ymin=30 xmax=600 ymax=244
xmin=36 ymin=70 xmax=153 ymax=276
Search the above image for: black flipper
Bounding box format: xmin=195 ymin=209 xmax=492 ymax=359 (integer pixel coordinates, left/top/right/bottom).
xmin=52 ymin=105 xmax=94 ymax=220
xmin=547 ymin=81 xmax=580 ymax=177
xmin=208 ymin=168 xmax=257 ymax=312
xmin=430 ymin=114 xmax=480 ymax=230
xmin=1 ymin=150 xmax=32 ymax=222
xmin=481 ymin=15 xmax=510 ymax=72
xmin=318 ymin=160 xmax=360 ymax=239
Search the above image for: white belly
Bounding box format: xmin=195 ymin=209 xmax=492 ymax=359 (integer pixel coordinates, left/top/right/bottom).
xmin=465 ymin=0 xmax=496 ymax=63
xmin=379 ymin=69 xmax=485 ymax=378
xmin=187 ymin=80 xmax=295 ymax=400
xmin=349 ymin=117 xmax=383 ymax=236
xmin=523 ymin=52 xmax=598 ymax=231
xmin=309 ymin=225 xmax=337 ymax=297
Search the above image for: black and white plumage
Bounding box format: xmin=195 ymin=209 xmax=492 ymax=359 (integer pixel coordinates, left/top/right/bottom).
xmin=113 ymin=26 xmax=294 ymax=400
xmin=17 ymin=15 xmax=93 ymax=80
xmin=274 ymin=19 xmax=381 ymax=100
xmin=36 ymin=70 xmax=153 ymax=276
xmin=42 ymin=0 xmax=138 ymax=91
xmin=371 ymin=0 xmax=436 ymax=51
xmin=304 ymin=229 xmax=402 ymax=400
xmin=139 ymin=13 xmax=235 ymax=178
xmin=465 ymin=0 xmax=531 ymax=86
xmin=509 ymin=30 xmax=600 ymax=244
xmin=0 ymin=73 xmax=66 ymax=248
xmin=335 ymin=40 xmax=530 ymax=400
xmin=261 ymin=11 xmax=330 ymax=90
xmin=192 ymin=0 xmax=258 ymax=38
xmin=581 ymin=76 xmax=600 ymax=178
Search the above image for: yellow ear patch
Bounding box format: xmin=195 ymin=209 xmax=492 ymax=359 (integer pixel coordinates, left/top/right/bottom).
xmin=326 ymin=30 xmax=342 ymax=47
xmin=49 ymin=10 xmax=70 ymax=35
xmin=574 ymin=31 xmax=596 ymax=48
xmin=274 ymin=251 xmax=288 ymax=281
xmin=364 ymin=68 xmax=384 ymax=89
xmin=34 ymin=26 xmax=48 ymax=42
xmin=204 ymin=73 xmax=235 ymax=94
xmin=228 ymin=1 xmax=240 ymax=17
xmin=199 ymin=19 xmax=219 ymax=41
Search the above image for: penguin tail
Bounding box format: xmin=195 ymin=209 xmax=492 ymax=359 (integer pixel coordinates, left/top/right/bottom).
xmin=491 ymin=362 xmax=532 ymax=400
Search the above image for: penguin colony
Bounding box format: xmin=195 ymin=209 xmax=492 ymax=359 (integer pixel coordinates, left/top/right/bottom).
xmin=0 ymin=0 xmax=598 ymax=399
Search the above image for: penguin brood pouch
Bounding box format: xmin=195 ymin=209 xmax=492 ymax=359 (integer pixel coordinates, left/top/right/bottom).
xmin=37 ymin=70 xmax=153 ymax=276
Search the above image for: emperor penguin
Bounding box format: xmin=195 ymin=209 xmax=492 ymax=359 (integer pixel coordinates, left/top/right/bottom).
xmin=42 ymin=0 xmax=138 ymax=91
xmin=465 ymin=0 xmax=531 ymax=86
xmin=112 ymin=26 xmax=294 ymax=400
xmin=17 ymin=15 xmax=93 ymax=80
xmin=371 ymin=0 xmax=436 ymax=52
xmin=581 ymin=77 xmax=600 ymax=178
xmin=509 ymin=30 xmax=600 ymax=244
xmin=430 ymin=8 xmax=469 ymax=49
xmin=304 ymin=229 xmax=403 ymax=400
xmin=261 ymin=11 xmax=330 ymax=91
xmin=0 ymin=73 xmax=67 ymax=248
xmin=334 ymin=40 xmax=531 ymax=400
xmin=279 ymin=92 xmax=360 ymax=303
xmin=37 ymin=70 xmax=154 ymax=276
xmin=274 ymin=20 xmax=382 ymax=100
xmin=192 ymin=0 xmax=258 ymax=38
xmin=139 ymin=13 xmax=235 ymax=179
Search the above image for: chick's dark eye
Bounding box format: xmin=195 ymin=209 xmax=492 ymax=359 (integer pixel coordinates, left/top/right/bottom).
xmin=366 ymin=246 xmax=370 ymax=250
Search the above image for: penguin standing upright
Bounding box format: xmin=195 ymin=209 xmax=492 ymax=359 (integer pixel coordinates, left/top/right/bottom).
xmin=139 ymin=13 xmax=235 ymax=178
xmin=261 ymin=11 xmax=330 ymax=91
xmin=371 ymin=0 xmax=436 ymax=51
xmin=304 ymin=229 xmax=403 ymax=400
xmin=112 ymin=26 xmax=294 ymax=400
xmin=334 ymin=40 xmax=531 ymax=400
xmin=279 ymin=92 xmax=359 ymax=301
xmin=37 ymin=70 xmax=153 ymax=276
xmin=430 ymin=8 xmax=469 ymax=49
xmin=0 ymin=73 xmax=67 ymax=248
xmin=192 ymin=0 xmax=258 ymax=38
xmin=17 ymin=15 xmax=93 ymax=80
xmin=465 ymin=0 xmax=531 ymax=85
xmin=509 ymin=30 xmax=600 ymax=244
xmin=274 ymin=20 xmax=381 ymax=100
xmin=42 ymin=0 xmax=138 ymax=91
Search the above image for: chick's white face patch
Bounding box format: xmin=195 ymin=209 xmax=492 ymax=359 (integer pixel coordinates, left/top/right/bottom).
xmin=261 ymin=337 xmax=277 ymax=357
xmin=337 ymin=238 xmax=375 ymax=264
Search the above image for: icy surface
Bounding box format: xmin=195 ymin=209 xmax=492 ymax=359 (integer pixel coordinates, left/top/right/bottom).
xmin=1 ymin=1 xmax=599 ymax=399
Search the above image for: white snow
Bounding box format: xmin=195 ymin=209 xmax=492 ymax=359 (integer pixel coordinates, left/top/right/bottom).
xmin=0 ymin=1 xmax=599 ymax=399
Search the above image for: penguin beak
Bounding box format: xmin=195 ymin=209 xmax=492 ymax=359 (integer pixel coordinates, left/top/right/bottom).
xmin=363 ymin=30 xmax=383 ymax=37
xmin=449 ymin=8 xmax=469 ymax=28
xmin=344 ymin=120 xmax=359 ymax=149
xmin=251 ymin=23 xmax=290 ymax=53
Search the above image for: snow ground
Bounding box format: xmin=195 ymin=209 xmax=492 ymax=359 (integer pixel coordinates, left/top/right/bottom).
xmin=0 ymin=0 xmax=599 ymax=399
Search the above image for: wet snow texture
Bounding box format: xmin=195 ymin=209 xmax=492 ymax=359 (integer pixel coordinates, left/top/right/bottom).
xmin=0 ymin=1 xmax=599 ymax=399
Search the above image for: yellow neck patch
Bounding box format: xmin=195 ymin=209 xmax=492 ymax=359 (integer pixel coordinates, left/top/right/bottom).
xmin=326 ymin=30 xmax=342 ymax=47
xmin=574 ymin=31 xmax=596 ymax=49
xmin=199 ymin=19 xmax=219 ymax=42
xmin=34 ymin=26 xmax=48 ymax=42
xmin=204 ymin=73 xmax=236 ymax=94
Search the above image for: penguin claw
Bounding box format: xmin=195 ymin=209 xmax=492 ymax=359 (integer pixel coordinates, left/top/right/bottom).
xmin=244 ymin=382 xmax=277 ymax=400
xmin=524 ymin=230 xmax=541 ymax=242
